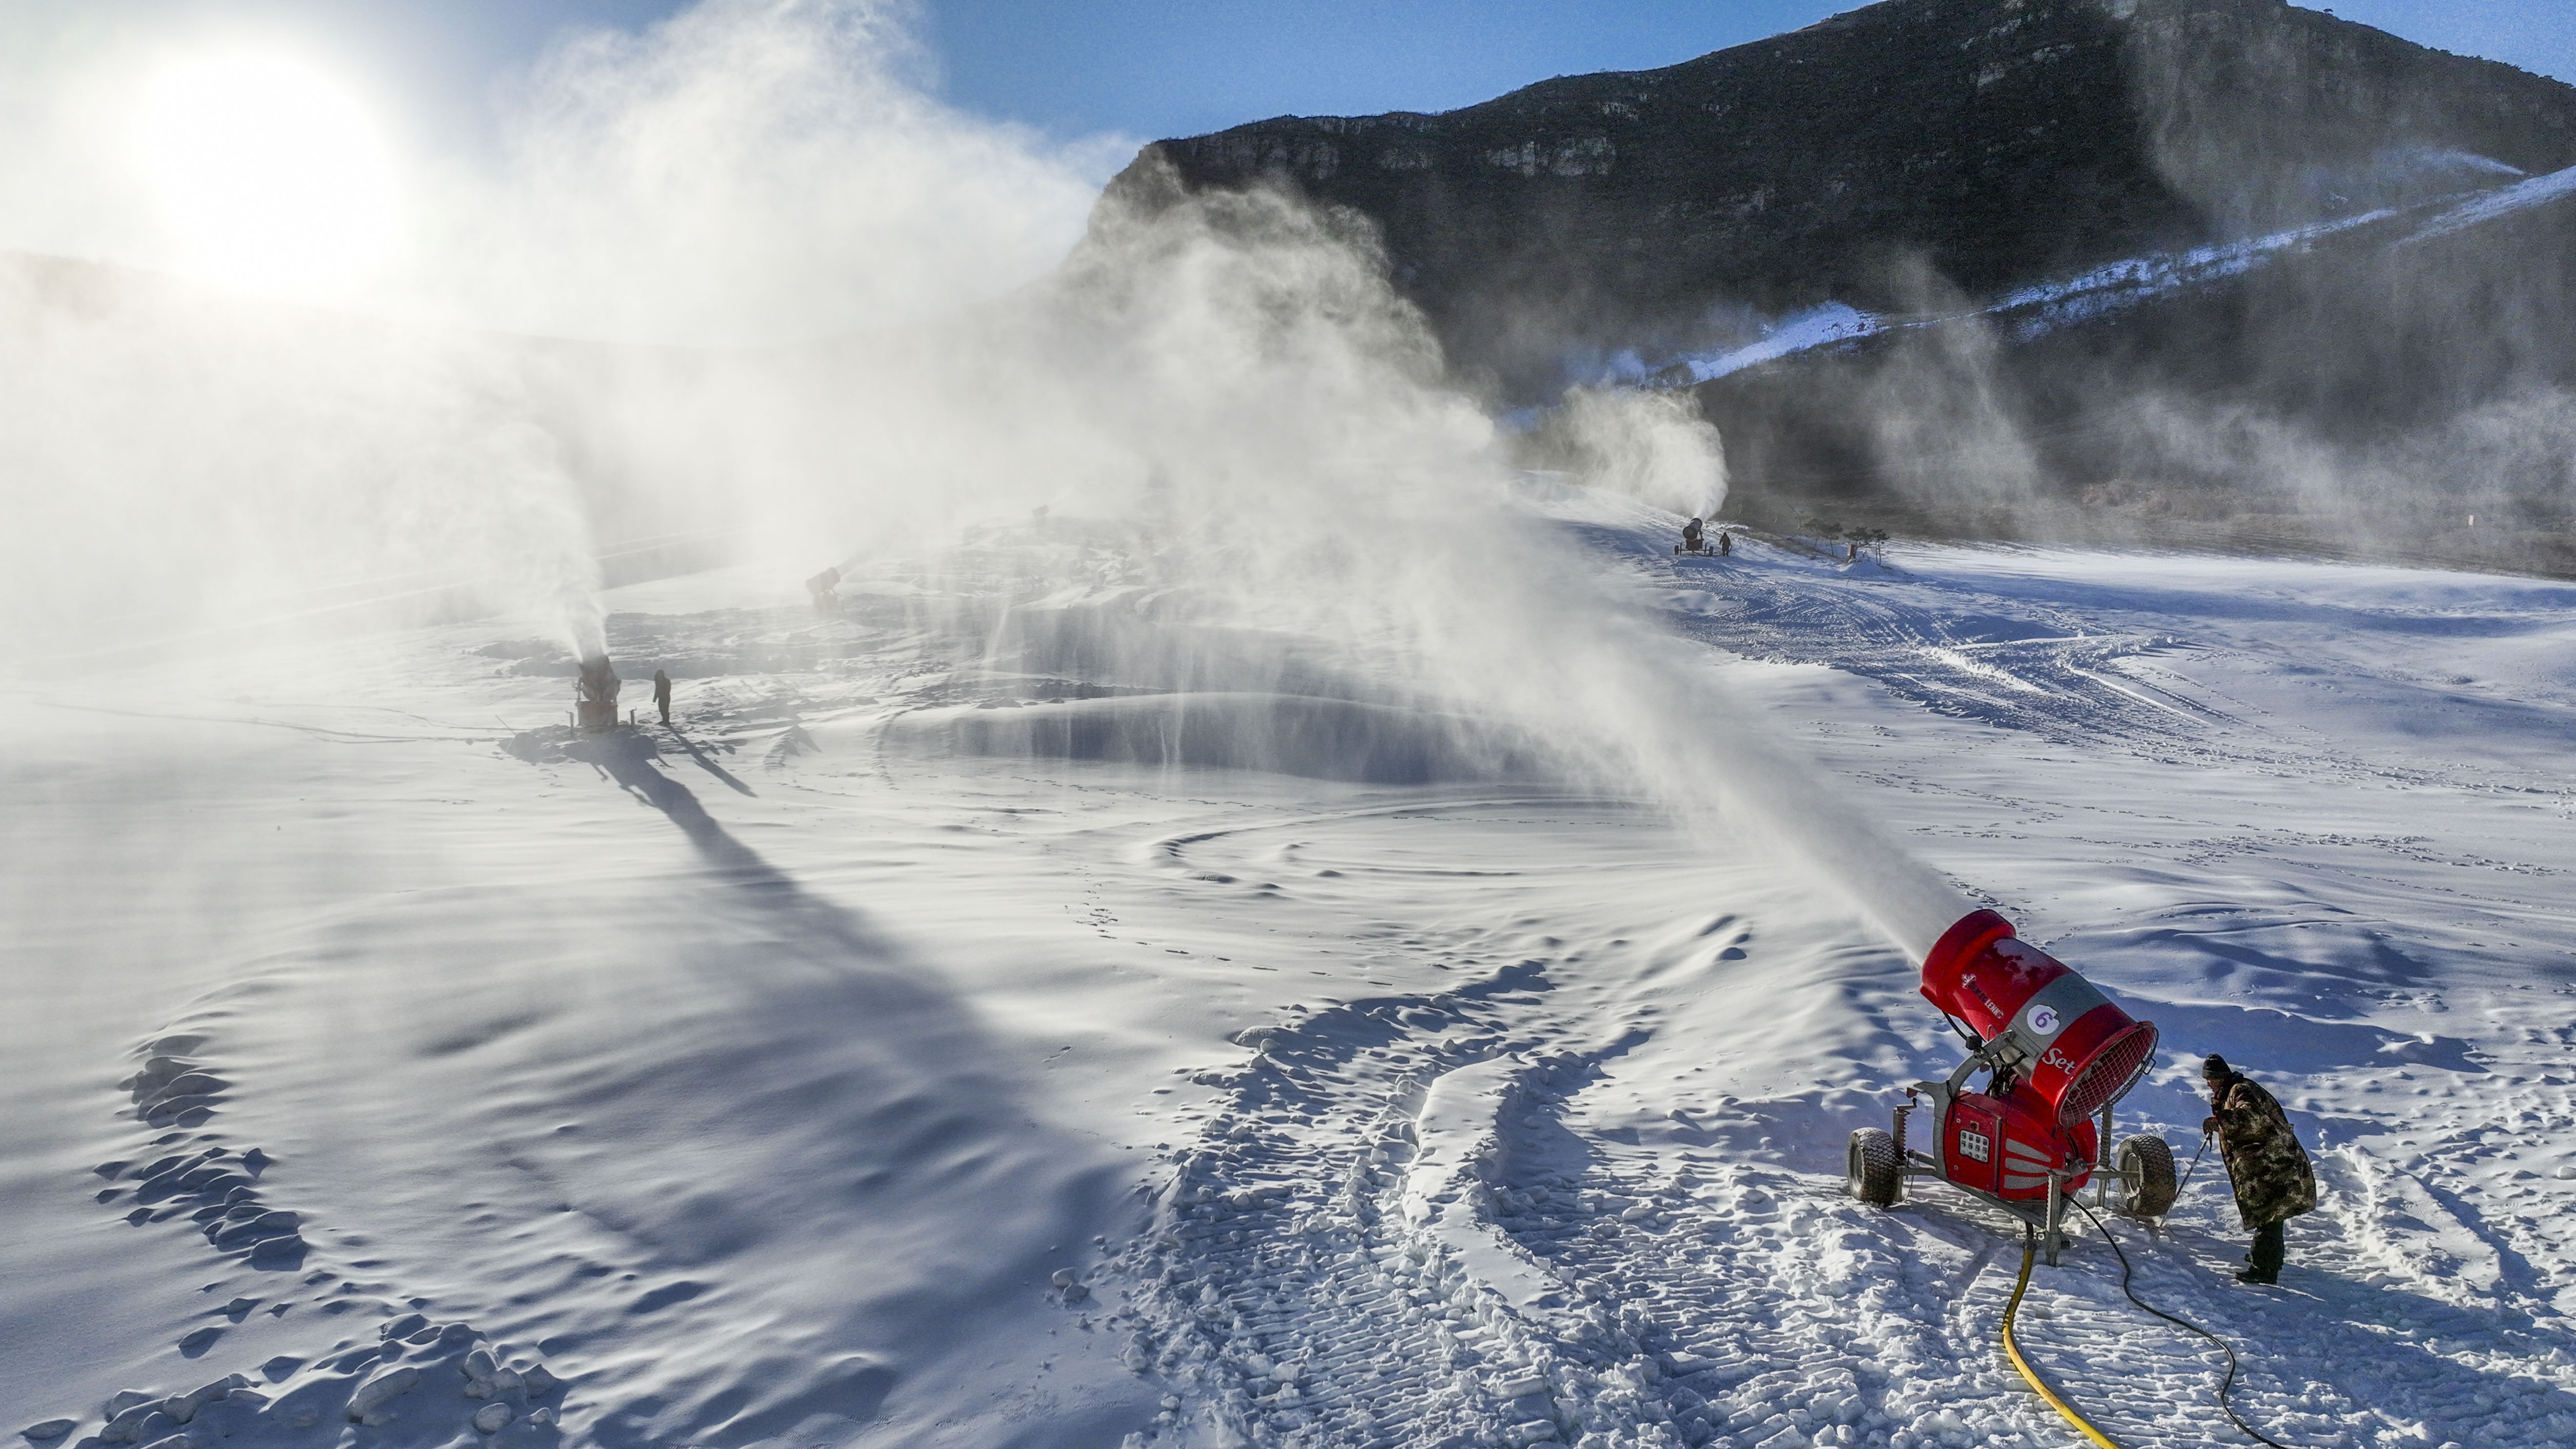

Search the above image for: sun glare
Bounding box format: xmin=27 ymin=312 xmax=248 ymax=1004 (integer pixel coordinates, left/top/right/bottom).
xmin=137 ymin=51 xmax=400 ymax=297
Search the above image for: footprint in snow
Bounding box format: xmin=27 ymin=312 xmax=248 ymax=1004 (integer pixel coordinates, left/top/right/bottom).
xmin=99 ymin=1033 xmax=307 ymax=1270
xmin=43 ymin=1023 xmax=574 ymax=1445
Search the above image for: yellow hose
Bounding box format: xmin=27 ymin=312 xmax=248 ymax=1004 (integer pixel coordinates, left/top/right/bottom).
xmin=2001 ymin=1234 xmax=2126 ymax=1449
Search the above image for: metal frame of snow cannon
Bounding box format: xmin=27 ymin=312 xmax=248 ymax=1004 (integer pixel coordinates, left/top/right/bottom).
xmin=1847 ymin=910 xmax=2174 ymax=1265
xmin=1886 ymin=1045 xmax=2100 ymax=1265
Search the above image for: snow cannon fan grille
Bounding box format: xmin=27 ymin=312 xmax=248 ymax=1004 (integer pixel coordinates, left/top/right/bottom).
xmin=1919 ymin=910 xmax=2157 ymax=1126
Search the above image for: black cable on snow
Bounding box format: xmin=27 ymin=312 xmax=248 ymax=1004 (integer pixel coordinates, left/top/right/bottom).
xmin=2069 ymin=1199 xmax=2297 ymax=1449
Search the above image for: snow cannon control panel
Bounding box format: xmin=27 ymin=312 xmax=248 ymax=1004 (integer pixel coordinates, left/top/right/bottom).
xmin=1937 ymin=1087 xmax=2099 ymax=1201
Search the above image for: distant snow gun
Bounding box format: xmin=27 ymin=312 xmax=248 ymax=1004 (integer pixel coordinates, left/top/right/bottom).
xmin=574 ymin=655 xmax=622 ymax=733
xmin=1674 ymin=517 xmax=1723 ymax=557
xmin=1846 ymin=910 xmax=2176 ymax=1264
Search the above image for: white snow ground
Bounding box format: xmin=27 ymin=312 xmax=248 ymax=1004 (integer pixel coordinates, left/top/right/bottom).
xmin=7 ymin=499 xmax=2576 ymax=1449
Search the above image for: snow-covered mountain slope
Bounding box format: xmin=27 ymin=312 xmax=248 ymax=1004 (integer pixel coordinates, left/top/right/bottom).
xmin=1648 ymin=160 xmax=2576 ymax=388
xmin=1136 ymin=0 xmax=2576 ymax=402
xmin=6 ymin=505 xmax=2576 ymax=1449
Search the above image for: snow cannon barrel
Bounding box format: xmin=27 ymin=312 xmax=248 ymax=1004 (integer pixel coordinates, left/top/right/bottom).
xmin=1920 ymin=910 xmax=2156 ymax=1127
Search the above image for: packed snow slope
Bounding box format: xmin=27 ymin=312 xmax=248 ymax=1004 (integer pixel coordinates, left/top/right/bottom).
xmin=6 ymin=497 xmax=2576 ymax=1449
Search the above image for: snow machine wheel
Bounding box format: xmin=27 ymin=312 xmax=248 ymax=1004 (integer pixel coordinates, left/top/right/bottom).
xmin=2115 ymin=1134 xmax=2177 ymax=1218
xmin=1847 ymin=1127 xmax=1901 ymax=1208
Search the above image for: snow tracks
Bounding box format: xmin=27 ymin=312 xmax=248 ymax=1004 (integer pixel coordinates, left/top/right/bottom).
xmin=1097 ymin=952 xmax=2050 ymax=1449
xmin=1654 ymin=559 xmax=2215 ymax=753
xmin=1104 ymin=961 xmax=1589 ymax=1448
xmin=1101 ymin=978 xmax=2576 ymax=1449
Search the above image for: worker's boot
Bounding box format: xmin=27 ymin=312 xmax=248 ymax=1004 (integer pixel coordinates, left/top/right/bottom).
xmin=2240 ymin=1222 xmax=2285 ymax=1285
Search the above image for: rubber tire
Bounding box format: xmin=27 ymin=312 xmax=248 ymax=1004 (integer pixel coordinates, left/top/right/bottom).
xmin=2116 ymin=1134 xmax=2178 ymax=1218
xmin=1848 ymin=1127 xmax=1901 ymax=1208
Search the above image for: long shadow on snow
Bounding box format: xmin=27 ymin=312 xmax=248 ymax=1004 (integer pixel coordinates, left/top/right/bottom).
xmin=577 ymin=733 xmax=781 ymax=881
xmin=543 ymin=732 xmax=1147 ymax=1449
xmin=658 ymin=725 xmax=757 ymax=796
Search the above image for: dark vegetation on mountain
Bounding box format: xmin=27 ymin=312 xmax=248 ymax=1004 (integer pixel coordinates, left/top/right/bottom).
xmin=1108 ymin=0 xmax=2576 ymax=574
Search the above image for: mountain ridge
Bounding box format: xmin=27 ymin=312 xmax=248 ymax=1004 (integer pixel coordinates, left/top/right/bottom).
xmin=1107 ymin=0 xmax=2576 ymax=389
xmin=1104 ymin=0 xmax=2576 ymax=574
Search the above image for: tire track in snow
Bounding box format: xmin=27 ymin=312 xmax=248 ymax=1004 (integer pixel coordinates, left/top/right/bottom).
xmin=1655 ymin=561 xmax=2217 ymax=753
xmin=1111 ymin=974 xmax=2576 ymax=1449
xmin=1106 ymin=954 xmax=1599 ymax=1448
xmin=1099 ymin=796 xmax=2076 ymax=1449
xmin=1112 ymin=986 xmax=2072 ymax=1449
xmin=1481 ymin=1088 xmax=2065 ymax=1449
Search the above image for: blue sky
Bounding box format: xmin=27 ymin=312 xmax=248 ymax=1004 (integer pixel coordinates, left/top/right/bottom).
xmin=74 ymin=0 xmax=2576 ymax=150
xmin=923 ymin=0 xmax=2576 ymax=141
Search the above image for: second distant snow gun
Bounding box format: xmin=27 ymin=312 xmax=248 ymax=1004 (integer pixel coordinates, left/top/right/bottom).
xmin=1846 ymin=910 xmax=2175 ymax=1262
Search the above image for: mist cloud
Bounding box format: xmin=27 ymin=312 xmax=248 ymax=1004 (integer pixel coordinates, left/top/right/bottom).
xmin=0 ymin=0 xmax=1969 ymax=954
xmin=421 ymin=0 xmax=1123 ymax=344
xmin=1529 ymin=384 xmax=1729 ymax=518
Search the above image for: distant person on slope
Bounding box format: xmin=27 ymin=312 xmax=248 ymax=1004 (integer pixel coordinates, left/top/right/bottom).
xmin=653 ymin=669 xmax=673 ymax=726
xmin=2202 ymin=1053 xmax=2316 ymax=1285
xmin=1719 ymin=530 xmax=1732 ymax=556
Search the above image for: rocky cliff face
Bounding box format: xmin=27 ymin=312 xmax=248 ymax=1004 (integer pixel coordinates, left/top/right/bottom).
xmin=1110 ymin=0 xmax=2575 ymax=391
xmin=1106 ymin=0 xmax=2576 ymax=571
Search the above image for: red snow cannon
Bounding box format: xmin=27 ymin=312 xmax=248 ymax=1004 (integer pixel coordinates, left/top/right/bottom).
xmin=1845 ymin=910 xmax=2175 ymax=1263
xmin=1918 ymin=910 xmax=2158 ymax=1129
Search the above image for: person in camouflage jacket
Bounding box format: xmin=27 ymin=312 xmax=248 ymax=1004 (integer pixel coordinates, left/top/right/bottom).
xmin=2201 ymin=1053 xmax=2317 ymax=1284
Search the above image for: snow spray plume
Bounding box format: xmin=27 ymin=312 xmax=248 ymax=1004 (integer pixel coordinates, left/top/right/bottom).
xmin=1521 ymin=385 xmax=1729 ymax=518
xmin=0 ymin=257 xmax=606 ymax=666
xmin=0 ymin=11 xmax=621 ymax=668
xmin=1687 ymin=9 xmax=2576 ymax=565
xmin=446 ymin=5 xmax=1969 ymax=954
xmin=2121 ymin=1 xmax=2565 ymax=240
xmin=0 ymin=0 xmax=1968 ymax=951
xmin=0 ymin=0 xmax=1102 ymax=670
xmin=2063 ymin=6 xmax=2576 ymax=568
xmin=431 ymin=0 xmax=1107 ymax=346
xmin=1857 ymin=259 xmax=2044 ymax=525
xmin=899 ymin=159 xmax=1970 ymax=955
